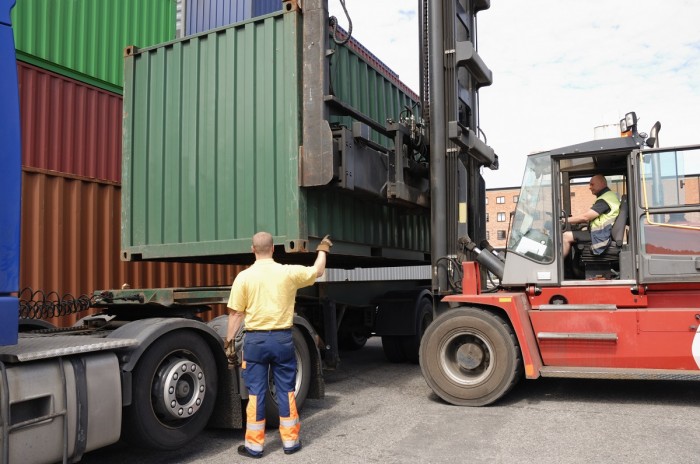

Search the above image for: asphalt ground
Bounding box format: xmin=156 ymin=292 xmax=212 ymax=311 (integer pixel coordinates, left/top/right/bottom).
xmin=82 ymin=337 xmax=700 ymax=463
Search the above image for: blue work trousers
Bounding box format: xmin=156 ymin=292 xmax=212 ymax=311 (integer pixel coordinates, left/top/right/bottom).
xmin=241 ymin=329 xmax=301 ymax=453
xmin=242 ymin=330 xmax=297 ymax=419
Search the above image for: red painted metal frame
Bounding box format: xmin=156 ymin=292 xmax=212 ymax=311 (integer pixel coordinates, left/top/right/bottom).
xmin=446 ymin=263 xmax=544 ymax=379
xmin=527 ymin=285 xmax=648 ymax=308
xmin=447 ymin=262 xmax=700 ymax=377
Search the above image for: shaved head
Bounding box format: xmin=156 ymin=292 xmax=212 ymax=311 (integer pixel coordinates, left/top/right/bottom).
xmin=252 ymin=231 xmax=274 ymax=256
xmin=589 ymin=175 xmax=608 ymax=195
xmin=591 ymin=174 xmax=607 ymax=186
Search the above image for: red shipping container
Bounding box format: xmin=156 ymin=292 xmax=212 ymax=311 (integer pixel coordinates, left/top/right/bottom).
xmin=20 ymin=169 xmax=244 ymax=326
xmin=18 ymin=61 xmax=122 ymax=183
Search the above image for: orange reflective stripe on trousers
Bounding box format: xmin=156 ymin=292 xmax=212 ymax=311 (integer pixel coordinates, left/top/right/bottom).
xmin=245 ymin=394 xmax=265 ymax=452
xmin=279 ymin=391 xmax=300 ymax=449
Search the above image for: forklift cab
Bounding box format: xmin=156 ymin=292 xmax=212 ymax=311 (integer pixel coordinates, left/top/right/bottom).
xmin=501 ymin=124 xmax=700 ymax=287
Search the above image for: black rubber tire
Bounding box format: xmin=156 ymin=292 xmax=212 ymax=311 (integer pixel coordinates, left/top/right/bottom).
xmin=339 ymin=331 xmax=369 ymax=351
xmin=419 ymin=307 xmax=522 ymax=406
xmin=382 ymin=336 xmax=406 ymax=363
xmin=264 ymin=327 xmax=312 ymax=426
xmin=122 ymin=331 xmax=218 ymax=450
xmin=403 ymin=298 xmax=433 ymax=363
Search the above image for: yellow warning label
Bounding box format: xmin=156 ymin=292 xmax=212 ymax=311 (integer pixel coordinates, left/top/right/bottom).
xmin=459 ymin=203 xmax=467 ymax=223
xmin=498 ymin=297 xmax=512 ymax=303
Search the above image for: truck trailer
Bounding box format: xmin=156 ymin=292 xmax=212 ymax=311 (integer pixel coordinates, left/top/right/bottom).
xmin=0 ymin=0 xmax=496 ymax=461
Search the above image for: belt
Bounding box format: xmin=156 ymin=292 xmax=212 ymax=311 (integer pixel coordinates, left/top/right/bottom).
xmin=246 ymin=328 xmax=292 ymax=333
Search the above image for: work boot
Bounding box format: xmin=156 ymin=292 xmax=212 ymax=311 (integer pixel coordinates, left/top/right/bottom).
xmin=237 ymin=445 xmax=263 ymax=459
xmin=283 ymin=441 xmax=302 ymax=455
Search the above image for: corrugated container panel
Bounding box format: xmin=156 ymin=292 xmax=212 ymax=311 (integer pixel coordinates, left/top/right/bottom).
xmin=182 ymin=0 xmax=280 ymax=35
xmin=305 ymin=189 xmax=430 ymax=253
xmin=322 ymin=266 xmax=430 ymax=282
xmin=335 ymin=25 xmax=418 ymax=100
xmin=330 ymin=39 xmax=419 ymax=147
xmin=20 ymin=170 xmax=242 ymax=327
xmin=11 ymin=0 xmax=176 ymax=93
xmin=122 ymin=10 xmax=429 ymax=264
xmin=123 ymin=12 xmax=302 ymax=261
xmin=18 ymin=61 xmax=122 ymax=183
xmin=252 ymin=0 xmax=281 ymax=16
xmin=185 ymin=0 xmax=253 ymax=36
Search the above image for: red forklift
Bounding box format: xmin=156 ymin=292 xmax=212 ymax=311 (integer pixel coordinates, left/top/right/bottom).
xmin=420 ymin=113 xmax=700 ymax=405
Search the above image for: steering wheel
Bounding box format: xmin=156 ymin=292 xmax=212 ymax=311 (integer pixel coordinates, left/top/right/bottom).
xmin=560 ymin=210 xmax=571 ymax=232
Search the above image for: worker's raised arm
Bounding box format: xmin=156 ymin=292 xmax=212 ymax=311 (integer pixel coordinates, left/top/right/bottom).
xmin=313 ymin=235 xmax=333 ymax=277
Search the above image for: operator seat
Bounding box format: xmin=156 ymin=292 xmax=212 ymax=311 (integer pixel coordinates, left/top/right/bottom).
xmin=575 ymin=195 xmax=628 ymax=276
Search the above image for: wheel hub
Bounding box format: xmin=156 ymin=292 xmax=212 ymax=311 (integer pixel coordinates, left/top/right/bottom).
xmin=156 ymin=358 xmax=206 ymax=420
xmin=440 ymin=331 xmax=494 ymax=386
xmin=456 ymin=342 xmax=484 ymax=370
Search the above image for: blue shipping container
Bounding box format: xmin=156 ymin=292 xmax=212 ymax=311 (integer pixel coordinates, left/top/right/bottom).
xmin=0 ymin=0 xmax=20 ymax=344
xmin=185 ymin=0 xmax=252 ymax=36
xmin=184 ymin=0 xmax=281 ymax=35
xmin=252 ymin=0 xmax=281 ymax=16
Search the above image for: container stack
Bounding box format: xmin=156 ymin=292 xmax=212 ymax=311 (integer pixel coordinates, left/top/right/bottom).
xmin=12 ymin=0 xmax=424 ymax=325
xmin=12 ymin=0 xmax=243 ymax=325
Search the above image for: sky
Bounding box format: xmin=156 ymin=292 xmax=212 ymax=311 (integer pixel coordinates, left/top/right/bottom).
xmin=328 ymin=0 xmax=700 ymax=188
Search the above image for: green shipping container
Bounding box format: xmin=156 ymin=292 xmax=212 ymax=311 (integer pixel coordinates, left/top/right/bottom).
xmin=12 ymin=0 xmax=176 ymax=93
xmin=122 ymin=9 xmax=429 ymax=266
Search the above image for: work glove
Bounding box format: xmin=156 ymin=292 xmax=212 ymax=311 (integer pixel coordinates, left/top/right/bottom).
xmin=224 ymin=338 xmax=238 ymax=366
xmin=316 ymin=235 xmax=333 ymax=254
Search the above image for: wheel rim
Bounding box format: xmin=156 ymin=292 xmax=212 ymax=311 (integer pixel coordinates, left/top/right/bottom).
xmin=439 ymin=329 xmax=495 ymax=386
xmin=269 ymin=347 xmax=303 ymax=402
xmin=153 ymin=354 xmax=207 ymax=421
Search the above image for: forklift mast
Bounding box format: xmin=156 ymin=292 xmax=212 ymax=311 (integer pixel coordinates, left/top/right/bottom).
xmin=422 ymin=0 xmax=497 ymax=294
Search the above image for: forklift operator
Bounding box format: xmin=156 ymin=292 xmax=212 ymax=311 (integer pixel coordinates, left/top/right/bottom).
xmin=562 ymin=174 xmax=621 ymax=258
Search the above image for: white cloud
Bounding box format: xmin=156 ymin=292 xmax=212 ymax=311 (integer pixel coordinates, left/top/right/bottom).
xmin=329 ymin=0 xmax=700 ymax=188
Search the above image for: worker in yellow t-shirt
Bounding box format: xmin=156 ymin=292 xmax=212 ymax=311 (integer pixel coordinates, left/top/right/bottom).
xmin=226 ymin=231 xmax=331 ymax=459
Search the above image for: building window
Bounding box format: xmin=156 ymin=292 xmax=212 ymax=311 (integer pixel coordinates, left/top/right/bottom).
xmin=485 ymin=197 xmax=489 ymax=205
xmin=496 ymin=196 xmax=505 ymax=204
xmin=486 ymin=231 xmax=490 ymax=240
xmin=497 ymin=212 xmax=506 ymax=222
xmin=497 ymin=230 xmax=506 ymax=240
xmin=513 ymin=195 xmax=519 ymax=203
xmin=571 ymin=192 xmax=576 ymax=197
xmin=486 ymin=213 xmax=489 ymax=222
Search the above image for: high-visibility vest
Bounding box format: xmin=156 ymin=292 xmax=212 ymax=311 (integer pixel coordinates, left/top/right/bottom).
xmin=589 ymin=189 xmax=621 ymax=254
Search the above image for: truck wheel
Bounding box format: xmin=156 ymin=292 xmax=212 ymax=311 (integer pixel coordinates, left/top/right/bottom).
xmin=339 ymin=331 xmax=368 ymax=350
xmin=122 ymin=331 xmax=217 ymax=450
xmin=265 ymin=327 xmax=311 ymax=426
xmin=419 ymin=307 xmax=522 ymax=406
xmin=402 ymin=298 xmax=433 ymax=363
xmin=382 ymin=336 xmax=406 ymax=363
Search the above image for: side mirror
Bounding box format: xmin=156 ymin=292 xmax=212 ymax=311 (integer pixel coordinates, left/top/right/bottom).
xmin=646 ymin=121 xmax=661 ymax=148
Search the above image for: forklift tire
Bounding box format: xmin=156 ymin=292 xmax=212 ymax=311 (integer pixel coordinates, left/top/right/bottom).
xmin=264 ymin=327 xmax=311 ymax=426
xmin=122 ymin=331 xmax=218 ymax=450
xmin=419 ymin=307 xmax=522 ymax=406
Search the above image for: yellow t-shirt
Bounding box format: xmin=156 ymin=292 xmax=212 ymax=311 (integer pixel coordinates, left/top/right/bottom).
xmin=227 ymin=258 xmax=317 ymax=330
